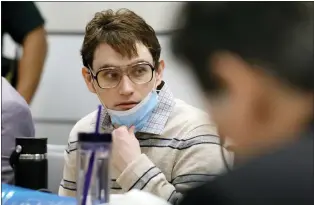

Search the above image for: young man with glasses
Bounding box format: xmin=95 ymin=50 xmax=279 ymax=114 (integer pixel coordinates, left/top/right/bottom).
xmin=59 ymin=9 xmax=232 ymax=203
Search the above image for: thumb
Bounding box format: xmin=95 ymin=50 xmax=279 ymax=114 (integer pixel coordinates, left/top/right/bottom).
xmin=129 ymin=125 xmax=136 ymax=134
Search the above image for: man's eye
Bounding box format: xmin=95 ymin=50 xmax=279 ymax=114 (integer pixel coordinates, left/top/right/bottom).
xmin=106 ymin=73 xmax=118 ymax=78
xmin=101 ymin=71 xmax=119 ymax=79
xmin=135 ymin=68 xmax=145 ymax=74
xmin=133 ymin=66 xmax=149 ymax=75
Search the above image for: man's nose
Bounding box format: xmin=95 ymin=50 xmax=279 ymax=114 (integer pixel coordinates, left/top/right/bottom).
xmin=118 ymin=75 xmax=135 ymax=96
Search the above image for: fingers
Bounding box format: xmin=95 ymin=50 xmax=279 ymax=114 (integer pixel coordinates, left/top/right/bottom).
xmin=112 ymin=125 xmax=129 ymax=135
xmin=112 ymin=125 xmax=135 ymax=136
xmin=128 ymin=125 xmax=135 ymax=134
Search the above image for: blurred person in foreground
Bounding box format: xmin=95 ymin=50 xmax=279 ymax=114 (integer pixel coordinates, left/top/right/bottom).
xmin=171 ymin=2 xmax=313 ymax=205
xmin=1 ymin=77 xmax=35 ymax=184
xmin=59 ymin=9 xmax=232 ymax=203
xmin=1 ymin=2 xmax=48 ymax=104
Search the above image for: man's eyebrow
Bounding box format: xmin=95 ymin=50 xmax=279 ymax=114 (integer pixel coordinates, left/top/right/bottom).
xmin=96 ymin=59 xmax=153 ymax=70
xmin=97 ymin=63 xmax=117 ymax=70
xmin=127 ymin=59 xmax=152 ymax=66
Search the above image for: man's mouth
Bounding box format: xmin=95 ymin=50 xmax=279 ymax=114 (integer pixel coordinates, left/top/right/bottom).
xmin=115 ymin=102 xmax=139 ymax=110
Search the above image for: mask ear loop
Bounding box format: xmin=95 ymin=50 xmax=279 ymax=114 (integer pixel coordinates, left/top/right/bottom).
xmin=152 ymin=70 xmax=163 ymax=94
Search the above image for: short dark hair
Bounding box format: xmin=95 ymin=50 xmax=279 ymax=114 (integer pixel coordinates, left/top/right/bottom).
xmin=171 ymin=2 xmax=313 ymax=93
xmin=81 ymin=9 xmax=161 ymax=69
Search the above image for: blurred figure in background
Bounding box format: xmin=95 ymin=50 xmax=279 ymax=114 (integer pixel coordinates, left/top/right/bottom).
xmin=1 ymin=77 xmax=35 ymax=184
xmin=172 ymin=2 xmax=313 ymax=205
xmin=59 ymin=8 xmax=232 ymax=203
xmin=1 ymin=1 xmax=48 ymax=104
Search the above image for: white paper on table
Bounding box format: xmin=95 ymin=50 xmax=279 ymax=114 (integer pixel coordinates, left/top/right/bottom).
xmin=109 ymin=190 xmax=171 ymax=205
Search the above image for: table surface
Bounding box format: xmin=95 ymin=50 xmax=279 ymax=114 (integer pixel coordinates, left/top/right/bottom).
xmin=108 ymin=191 xmax=170 ymax=205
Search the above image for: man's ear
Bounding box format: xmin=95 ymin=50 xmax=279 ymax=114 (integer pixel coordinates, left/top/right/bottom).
xmin=82 ymin=67 xmax=96 ymax=93
xmin=155 ymin=60 xmax=165 ymax=87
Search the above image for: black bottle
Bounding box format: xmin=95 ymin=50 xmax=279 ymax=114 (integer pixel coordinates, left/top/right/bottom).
xmin=10 ymin=137 xmax=48 ymax=190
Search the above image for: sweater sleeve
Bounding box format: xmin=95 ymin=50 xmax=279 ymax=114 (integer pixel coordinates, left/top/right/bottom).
xmin=58 ymin=139 xmax=78 ymax=197
xmin=58 ymin=112 xmax=97 ymax=197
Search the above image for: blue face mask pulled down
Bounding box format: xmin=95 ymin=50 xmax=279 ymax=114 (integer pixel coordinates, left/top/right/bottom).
xmin=107 ymin=90 xmax=158 ymax=132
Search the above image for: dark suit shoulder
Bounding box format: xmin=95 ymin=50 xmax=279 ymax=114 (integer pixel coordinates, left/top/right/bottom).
xmin=180 ymin=134 xmax=314 ymax=205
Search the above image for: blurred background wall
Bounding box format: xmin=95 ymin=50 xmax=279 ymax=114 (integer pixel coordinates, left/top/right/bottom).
xmin=2 ymin=2 xmax=205 ymax=145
